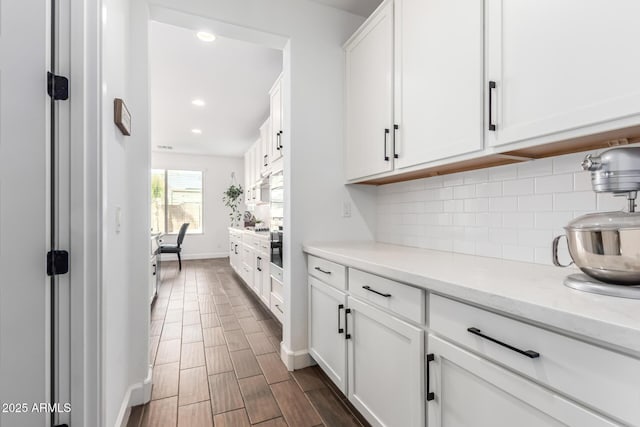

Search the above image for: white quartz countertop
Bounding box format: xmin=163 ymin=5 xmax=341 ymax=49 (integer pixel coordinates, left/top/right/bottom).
xmin=303 ymin=241 xmax=640 ymax=355
xmin=229 ymin=227 xmax=270 ymax=237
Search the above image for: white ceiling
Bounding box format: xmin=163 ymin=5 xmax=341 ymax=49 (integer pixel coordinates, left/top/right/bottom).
xmin=150 ymin=21 xmax=283 ymax=157
xmin=308 ymin=0 xmax=382 ymax=17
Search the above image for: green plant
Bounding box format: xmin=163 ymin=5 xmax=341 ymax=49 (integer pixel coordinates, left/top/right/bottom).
xmin=223 ymin=184 xmax=244 ymax=226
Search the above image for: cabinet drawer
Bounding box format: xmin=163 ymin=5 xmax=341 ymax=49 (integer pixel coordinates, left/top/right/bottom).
xmin=349 ymin=269 xmax=424 ymax=324
xmin=270 ymin=292 xmax=284 ymax=323
xmin=271 ymin=276 xmax=283 ymax=299
xmin=271 ymin=266 xmax=283 ymax=282
xmin=307 ymin=255 xmax=346 ymax=290
xmin=430 ymin=294 xmax=640 ymax=426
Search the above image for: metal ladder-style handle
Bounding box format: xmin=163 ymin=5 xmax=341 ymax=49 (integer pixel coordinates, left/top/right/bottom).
xmin=337 ymin=304 xmax=344 ymax=334
xmin=362 ymin=285 xmax=391 ymax=298
xmin=488 ymin=81 xmax=497 ymax=131
xmin=384 ymin=128 xmax=390 ymax=161
xmin=426 ymin=353 xmax=435 ymax=401
xmin=345 ymin=308 xmax=352 ymax=339
xmin=467 ymin=327 xmax=540 ymax=359
xmin=314 ymin=266 xmax=331 ymax=275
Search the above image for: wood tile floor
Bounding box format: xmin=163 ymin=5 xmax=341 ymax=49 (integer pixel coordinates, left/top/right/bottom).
xmin=127 ymin=259 xmax=369 ymax=427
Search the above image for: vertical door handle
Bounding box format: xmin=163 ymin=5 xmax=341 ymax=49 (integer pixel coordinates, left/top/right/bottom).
xmin=345 ymin=308 xmax=352 ymax=339
xmin=276 ymin=131 xmax=283 ymax=149
xmin=426 ymin=353 xmax=435 ymax=401
xmin=337 ymin=304 xmax=344 ymax=334
xmin=257 ymin=256 xmax=262 ymax=271
xmin=264 ymin=154 xmax=268 ymax=167
xmin=393 ymin=124 xmax=399 ymax=158
xmin=384 ymin=128 xmax=390 ymax=161
xmin=488 ymin=81 xmax=496 ymax=131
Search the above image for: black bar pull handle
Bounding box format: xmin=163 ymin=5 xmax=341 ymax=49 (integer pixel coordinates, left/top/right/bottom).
xmin=488 ymin=81 xmax=496 ymax=131
xmin=362 ymin=285 xmax=391 ymax=298
xmin=337 ymin=304 xmax=344 ymax=334
xmin=345 ymin=308 xmax=352 ymax=339
xmin=264 ymin=154 xmax=268 ymax=167
xmin=467 ymin=327 xmax=540 ymax=359
xmin=257 ymin=256 xmax=262 ymax=271
xmin=314 ymin=266 xmax=331 ymax=275
xmin=393 ymin=124 xmax=399 ymax=159
xmin=426 ymin=353 xmax=435 ymax=401
xmin=384 ymin=128 xmax=390 ymax=161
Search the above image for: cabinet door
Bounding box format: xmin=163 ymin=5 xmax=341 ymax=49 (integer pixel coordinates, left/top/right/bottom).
xmin=427 ymin=335 xmax=618 ymax=427
xmin=347 ymin=296 xmax=424 ymax=427
xmin=270 ymin=78 xmax=283 ymax=162
xmin=308 ymin=277 xmax=348 ymax=393
xmin=260 ymin=257 xmax=271 ymax=305
xmin=486 ymin=0 xmax=640 ymax=148
xmin=345 ymin=0 xmax=394 ymax=181
xmin=395 ymin=0 xmax=483 ymax=168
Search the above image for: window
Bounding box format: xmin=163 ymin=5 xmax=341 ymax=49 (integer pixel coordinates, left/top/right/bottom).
xmin=151 ymin=169 xmax=203 ymax=234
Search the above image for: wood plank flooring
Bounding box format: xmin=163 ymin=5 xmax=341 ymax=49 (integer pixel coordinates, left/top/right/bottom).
xmin=127 ymin=259 xmax=368 ymax=427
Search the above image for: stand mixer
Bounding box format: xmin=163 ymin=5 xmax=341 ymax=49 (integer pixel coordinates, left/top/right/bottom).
xmin=553 ymin=146 xmax=640 ymax=299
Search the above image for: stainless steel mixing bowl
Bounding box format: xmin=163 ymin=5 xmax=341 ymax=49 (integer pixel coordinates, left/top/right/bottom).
xmin=553 ymin=211 xmax=640 ymax=285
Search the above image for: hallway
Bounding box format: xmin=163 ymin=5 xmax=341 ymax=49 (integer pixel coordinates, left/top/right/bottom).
xmin=127 ymin=259 xmax=365 ymax=427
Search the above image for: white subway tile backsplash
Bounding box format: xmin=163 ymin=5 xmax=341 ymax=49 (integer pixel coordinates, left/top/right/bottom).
xmin=535 ymin=174 xmax=573 ymax=194
xmin=375 ymin=147 xmax=633 ymax=266
xmin=518 ymin=194 xmax=553 ymax=212
xmin=503 ymin=178 xmax=534 ymax=196
xmin=489 ymin=196 xmax=518 ymax=212
xmin=453 ymin=184 xmax=476 ymax=199
xmin=573 ymin=171 xmax=592 ymax=191
xmin=517 ymin=158 xmax=552 ymax=178
xmin=502 ymin=212 xmax=534 ymax=229
xmin=553 ymin=191 xmax=596 ymax=211
xmin=476 ymin=182 xmax=502 ymax=197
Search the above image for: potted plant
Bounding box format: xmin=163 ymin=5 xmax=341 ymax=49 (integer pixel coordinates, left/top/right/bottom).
xmin=223 ymin=184 xmax=244 ymax=227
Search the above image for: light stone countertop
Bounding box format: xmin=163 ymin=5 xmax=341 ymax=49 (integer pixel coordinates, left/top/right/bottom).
xmin=303 ymin=241 xmax=640 ymax=355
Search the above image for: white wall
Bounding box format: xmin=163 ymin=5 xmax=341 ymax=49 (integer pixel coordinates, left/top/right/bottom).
xmin=131 ymin=0 xmax=376 ymax=369
xmin=152 ymin=152 xmax=245 ymax=259
xmin=101 ymin=0 xmax=136 ymax=425
xmin=376 ymin=148 xmax=636 ymax=265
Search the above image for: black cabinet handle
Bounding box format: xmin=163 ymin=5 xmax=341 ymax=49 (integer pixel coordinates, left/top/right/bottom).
xmin=426 ymin=353 xmax=435 ymax=401
xmin=257 ymin=256 xmax=262 ymax=271
xmin=276 ymin=131 xmax=283 ymax=150
xmin=263 ymin=154 xmax=268 ymax=167
xmin=152 ymin=263 xmax=156 ymax=276
xmin=337 ymin=304 xmax=344 ymax=334
xmin=275 ymin=304 xmax=283 ymax=314
xmin=314 ymin=266 xmax=331 ymax=275
xmin=488 ymin=81 xmax=496 ymax=131
xmin=234 ymin=244 xmax=238 ymax=255
xmin=362 ymin=285 xmax=391 ymax=298
xmin=393 ymin=124 xmax=399 ymax=159
xmin=345 ymin=308 xmax=352 ymax=339
xmin=467 ymin=327 xmax=539 ymax=359
xmin=384 ymin=128 xmax=390 ymax=161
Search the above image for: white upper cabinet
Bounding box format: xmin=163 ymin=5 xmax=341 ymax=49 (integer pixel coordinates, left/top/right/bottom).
xmin=270 ymin=74 xmax=284 ymax=163
xmin=394 ymin=0 xmax=484 ymax=169
xmin=486 ymin=0 xmax=640 ymax=149
xmin=345 ymin=0 xmax=394 ymax=181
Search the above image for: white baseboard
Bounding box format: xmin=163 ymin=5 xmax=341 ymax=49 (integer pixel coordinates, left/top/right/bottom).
xmin=280 ymin=342 xmax=314 ymax=370
xmin=158 ymin=252 xmax=228 ymax=261
xmin=115 ymin=366 xmax=153 ymax=427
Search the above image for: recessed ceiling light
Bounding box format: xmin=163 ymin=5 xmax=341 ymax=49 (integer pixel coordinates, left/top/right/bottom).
xmin=157 ymin=145 xmax=173 ymax=150
xmin=191 ymin=99 xmax=206 ymax=107
xmin=196 ymin=31 xmax=216 ymax=42
xmin=191 ymin=129 xmax=202 ymax=135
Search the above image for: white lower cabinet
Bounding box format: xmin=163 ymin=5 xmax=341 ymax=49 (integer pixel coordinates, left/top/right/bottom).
xmin=308 ymin=272 xmax=425 ymax=427
xmin=347 ymin=296 xmax=424 ymax=427
xmin=308 ymin=276 xmax=348 ymax=393
xmin=427 ymin=334 xmax=617 ymax=427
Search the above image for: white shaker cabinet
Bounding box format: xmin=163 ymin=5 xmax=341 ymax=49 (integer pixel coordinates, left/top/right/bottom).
xmin=347 ymin=296 xmax=424 ymax=427
xmin=394 ymin=0 xmax=484 ymax=168
xmin=270 ymin=74 xmax=284 ymax=163
xmin=345 ymin=0 xmax=394 ymax=181
xmin=486 ymin=0 xmax=640 ymax=149
xmin=427 ymin=334 xmax=617 ymax=427
xmin=308 ymin=276 xmax=348 ymax=393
